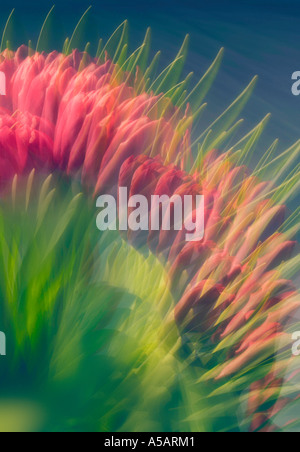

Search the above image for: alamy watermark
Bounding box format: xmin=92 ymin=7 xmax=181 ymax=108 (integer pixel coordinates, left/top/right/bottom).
xmin=96 ymin=187 xmax=205 ymax=242
xmin=291 ymin=72 xmax=300 ymax=96
xmin=0 ymin=332 xmax=6 ymax=356
xmin=292 ymin=332 xmax=300 ymax=356
xmin=0 ymin=71 xmax=6 ymax=96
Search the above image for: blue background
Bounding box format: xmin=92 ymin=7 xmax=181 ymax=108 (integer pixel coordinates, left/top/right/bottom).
xmin=1 ymin=0 xmax=299 ymax=151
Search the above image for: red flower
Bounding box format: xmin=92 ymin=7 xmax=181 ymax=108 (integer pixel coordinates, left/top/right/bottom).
xmin=0 ymin=47 xmax=189 ymax=195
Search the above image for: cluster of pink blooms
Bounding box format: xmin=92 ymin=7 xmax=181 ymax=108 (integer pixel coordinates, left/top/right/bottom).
xmin=0 ymin=46 xmax=299 ymax=431
xmin=0 ymin=46 xmax=189 ymax=193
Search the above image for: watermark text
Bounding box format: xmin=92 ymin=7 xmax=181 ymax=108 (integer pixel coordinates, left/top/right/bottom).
xmin=0 ymin=71 xmax=6 ymax=96
xmin=96 ymin=187 xmax=205 ymax=242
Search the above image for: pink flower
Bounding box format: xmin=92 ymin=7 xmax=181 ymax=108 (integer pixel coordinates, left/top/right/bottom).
xmin=0 ymin=47 xmax=189 ymax=195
